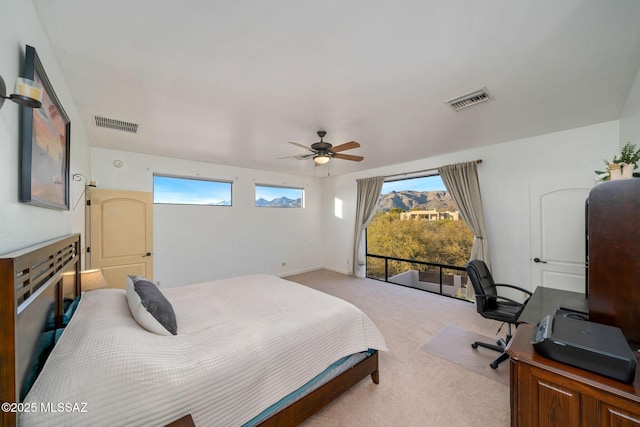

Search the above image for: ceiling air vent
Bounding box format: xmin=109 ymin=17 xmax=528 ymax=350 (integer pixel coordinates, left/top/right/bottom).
xmin=446 ymin=88 xmax=492 ymax=111
xmin=93 ymin=115 xmax=139 ymax=133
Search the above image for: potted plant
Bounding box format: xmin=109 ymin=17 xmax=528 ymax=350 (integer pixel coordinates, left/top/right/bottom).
xmin=595 ymin=142 xmax=640 ymax=181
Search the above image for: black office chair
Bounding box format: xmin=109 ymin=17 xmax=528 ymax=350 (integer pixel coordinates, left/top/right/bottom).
xmin=466 ymin=260 xmax=532 ymax=369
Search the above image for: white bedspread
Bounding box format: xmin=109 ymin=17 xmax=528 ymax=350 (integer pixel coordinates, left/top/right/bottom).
xmin=21 ymin=274 xmax=387 ymax=426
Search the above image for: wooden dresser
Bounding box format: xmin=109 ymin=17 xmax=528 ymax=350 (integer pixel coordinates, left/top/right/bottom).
xmin=587 ymin=179 xmax=640 ymax=346
xmin=507 ymin=324 xmax=640 ymax=427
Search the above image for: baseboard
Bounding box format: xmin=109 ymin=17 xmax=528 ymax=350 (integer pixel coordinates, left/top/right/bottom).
xmin=279 ymin=266 xmax=353 ymax=278
xmin=321 ymin=266 xmax=352 ymax=276
xmin=277 ymin=265 xmax=324 ymax=277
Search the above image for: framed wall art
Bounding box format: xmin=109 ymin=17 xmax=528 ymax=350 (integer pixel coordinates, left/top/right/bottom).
xmin=20 ymin=45 xmax=71 ymax=210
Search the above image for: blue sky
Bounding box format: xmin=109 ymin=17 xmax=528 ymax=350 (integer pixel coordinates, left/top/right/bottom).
xmin=381 ymin=175 xmax=446 ymax=194
xmin=154 ymin=175 xmax=440 ymax=204
xmin=154 ymin=176 xmax=231 ymax=205
xmin=154 ymin=176 xmax=304 ymax=204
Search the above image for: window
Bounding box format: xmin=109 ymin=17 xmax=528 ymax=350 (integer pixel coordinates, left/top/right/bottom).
xmin=153 ymin=175 xmax=232 ymax=206
xmin=255 ymin=185 xmax=303 ymax=208
xmin=366 ymin=174 xmax=473 ymax=299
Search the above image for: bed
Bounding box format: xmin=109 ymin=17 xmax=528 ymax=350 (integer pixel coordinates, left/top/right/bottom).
xmin=0 ymin=234 xmax=387 ymax=426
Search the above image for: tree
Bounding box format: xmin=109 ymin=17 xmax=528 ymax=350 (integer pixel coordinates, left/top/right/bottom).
xmin=366 ymin=212 xmax=473 ymax=278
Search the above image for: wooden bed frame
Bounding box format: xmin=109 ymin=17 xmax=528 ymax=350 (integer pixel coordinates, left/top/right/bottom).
xmin=0 ymin=234 xmax=81 ymax=427
xmin=258 ymin=350 xmax=379 ymax=426
xmin=0 ymin=234 xmax=379 ymax=427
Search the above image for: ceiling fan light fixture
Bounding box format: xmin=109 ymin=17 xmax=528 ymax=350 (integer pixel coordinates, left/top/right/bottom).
xmin=283 ymin=131 xmax=363 ymax=166
xmin=314 ymin=154 xmax=330 ymax=165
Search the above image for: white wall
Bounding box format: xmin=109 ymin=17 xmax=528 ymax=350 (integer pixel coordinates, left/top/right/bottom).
xmin=0 ymin=0 xmax=90 ymax=254
xmin=91 ymin=148 xmax=324 ymax=288
xmin=620 ymin=66 xmax=640 ymax=150
xmin=321 ymin=120 xmax=620 ymax=290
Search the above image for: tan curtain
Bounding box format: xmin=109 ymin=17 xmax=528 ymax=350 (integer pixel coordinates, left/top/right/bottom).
xmin=438 ymin=161 xmax=490 ymax=300
xmin=353 ymin=176 xmax=385 ymax=278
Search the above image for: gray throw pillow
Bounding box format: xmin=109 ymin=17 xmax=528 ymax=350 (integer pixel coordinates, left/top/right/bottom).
xmin=126 ymin=275 xmax=177 ymax=335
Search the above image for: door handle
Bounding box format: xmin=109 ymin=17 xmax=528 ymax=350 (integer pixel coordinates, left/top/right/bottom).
xmin=533 ymin=257 xmax=547 ymax=263
xmin=143 ymin=252 xmax=152 ymax=257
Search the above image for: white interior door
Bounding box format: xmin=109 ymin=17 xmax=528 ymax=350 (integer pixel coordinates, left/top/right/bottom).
xmin=530 ymin=180 xmax=590 ymax=293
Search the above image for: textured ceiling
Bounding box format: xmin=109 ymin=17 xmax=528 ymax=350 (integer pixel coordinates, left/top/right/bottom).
xmin=33 ymin=0 xmax=640 ymax=177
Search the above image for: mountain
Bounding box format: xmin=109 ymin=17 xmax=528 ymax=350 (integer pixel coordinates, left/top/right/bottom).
xmin=256 ymin=197 xmax=302 ymax=208
xmin=378 ymin=190 xmax=457 ymax=212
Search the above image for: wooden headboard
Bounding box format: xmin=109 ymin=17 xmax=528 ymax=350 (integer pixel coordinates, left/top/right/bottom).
xmin=0 ymin=234 xmax=81 ymax=427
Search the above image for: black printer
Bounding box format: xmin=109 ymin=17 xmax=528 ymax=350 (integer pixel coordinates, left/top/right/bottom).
xmin=531 ymin=313 xmax=637 ymax=383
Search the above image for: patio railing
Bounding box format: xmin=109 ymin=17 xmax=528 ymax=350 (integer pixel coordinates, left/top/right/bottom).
xmin=366 ymin=253 xmax=470 ymax=301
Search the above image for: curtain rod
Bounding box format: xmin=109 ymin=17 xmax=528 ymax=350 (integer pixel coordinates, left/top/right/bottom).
xmin=384 ymin=159 xmax=483 ymax=180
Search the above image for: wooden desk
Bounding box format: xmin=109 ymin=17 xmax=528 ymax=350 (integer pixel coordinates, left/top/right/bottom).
xmin=518 ymin=287 xmax=588 ymax=325
xmin=507 ymin=324 xmax=640 ymax=426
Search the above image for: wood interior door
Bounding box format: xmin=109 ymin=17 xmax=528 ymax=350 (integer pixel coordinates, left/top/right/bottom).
xmin=88 ymin=188 xmax=153 ymax=288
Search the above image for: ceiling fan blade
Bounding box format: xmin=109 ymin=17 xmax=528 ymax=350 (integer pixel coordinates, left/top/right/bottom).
xmin=288 ymin=141 xmax=312 ymax=151
xmin=329 ymin=141 xmax=360 ymax=153
xmin=333 ymin=153 xmax=364 ymax=162
xmin=278 ymin=153 xmax=314 ymax=160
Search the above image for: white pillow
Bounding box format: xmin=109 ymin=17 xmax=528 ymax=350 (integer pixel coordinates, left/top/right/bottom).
xmin=126 ymin=275 xmax=177 ymax=336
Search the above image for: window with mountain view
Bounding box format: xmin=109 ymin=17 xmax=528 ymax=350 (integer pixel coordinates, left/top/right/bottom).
xmin=366 ymin=175 xmax=473 ymax=299
xmin=255 ymin=185 xmax=303 ymax=208
xmin=153 ymin=175 xmax=232 ymax=206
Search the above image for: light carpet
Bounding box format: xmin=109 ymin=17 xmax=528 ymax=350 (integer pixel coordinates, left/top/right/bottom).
xmin=285 ymin=269 xmax=510 ymax=427
xmin=421 ymin=324 xmax=509 ymax=386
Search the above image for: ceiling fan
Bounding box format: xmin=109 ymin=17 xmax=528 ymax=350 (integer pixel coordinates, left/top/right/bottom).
xmin=280 ymin=131 xmax=364 ymax=165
